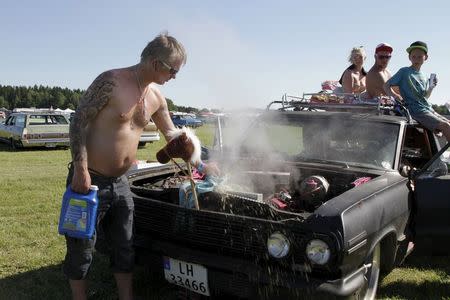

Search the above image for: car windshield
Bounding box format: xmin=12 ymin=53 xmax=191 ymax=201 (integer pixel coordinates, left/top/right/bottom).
xmin=217 ymin=113 xmax=400 ymax=170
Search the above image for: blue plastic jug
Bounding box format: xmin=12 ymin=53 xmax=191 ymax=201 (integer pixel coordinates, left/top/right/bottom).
xmin=58 ymin=185 xmax=99 ymax=239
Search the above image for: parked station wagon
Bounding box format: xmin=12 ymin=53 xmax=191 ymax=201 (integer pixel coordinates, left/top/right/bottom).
xmin=128 ymin=96 xmax=450 ymax=299
xmin=0 ymin=111 xmax=70 ymax=149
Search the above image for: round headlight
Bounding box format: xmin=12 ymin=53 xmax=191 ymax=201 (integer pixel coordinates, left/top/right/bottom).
xmin=306 ymin=239 xmax=331 ymax=265
xmin=267 ymin=232 xmax=290 ymax=258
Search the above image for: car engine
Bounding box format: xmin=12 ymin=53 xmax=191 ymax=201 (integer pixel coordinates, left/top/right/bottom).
xmin=132 ymin=165 xmax=375 ymax=216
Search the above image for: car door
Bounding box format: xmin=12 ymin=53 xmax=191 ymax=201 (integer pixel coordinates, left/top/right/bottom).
xmin=12 ymin=115 xmax=26 ymax=138
xmin=1 ymin=116 xmax=16 ymax=139
xmin=413 ymin=138 xmax=450 ymax=255
xmin=172 ymin=115 xmax=181 ymax=127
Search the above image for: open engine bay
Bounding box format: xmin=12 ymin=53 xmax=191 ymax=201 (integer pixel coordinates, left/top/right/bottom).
xmin=131 ymin=164 xmax=378 ymax=218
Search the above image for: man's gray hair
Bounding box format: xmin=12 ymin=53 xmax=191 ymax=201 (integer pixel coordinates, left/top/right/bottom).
xmin=141 ymin=32 xmax=187 ymax=65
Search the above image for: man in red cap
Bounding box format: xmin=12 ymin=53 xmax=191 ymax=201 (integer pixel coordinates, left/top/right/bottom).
xmin=366 ymin=43 xmax=394 ymax=99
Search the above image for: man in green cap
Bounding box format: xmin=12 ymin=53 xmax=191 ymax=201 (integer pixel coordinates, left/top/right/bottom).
xmin=384 ymin=41 xmax=450 ymax=142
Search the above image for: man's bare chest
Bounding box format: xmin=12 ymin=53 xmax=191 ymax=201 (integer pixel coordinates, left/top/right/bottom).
xmin=115 ymin=91 xmax=159 ymax=129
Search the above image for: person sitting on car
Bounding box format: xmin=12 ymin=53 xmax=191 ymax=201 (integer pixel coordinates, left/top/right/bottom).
xmin=339 ymin=46 xmax=367 ymax=94
xmin=384 ymin=41 xmax=450 ymax=143
xmin=366 ymin=43 xmax=394 ymax=99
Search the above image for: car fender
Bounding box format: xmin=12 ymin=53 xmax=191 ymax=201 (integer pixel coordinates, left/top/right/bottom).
xmin=317 ymin=176 xmax=410 ymax=274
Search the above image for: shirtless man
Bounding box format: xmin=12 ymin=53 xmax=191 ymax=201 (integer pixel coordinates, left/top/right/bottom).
xmin=65 ymin=33 xmax=214 ymax=300
xmin=366 ymin=43 xmax=393 ymax=99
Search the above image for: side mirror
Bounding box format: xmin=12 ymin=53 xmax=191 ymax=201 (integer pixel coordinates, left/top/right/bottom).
xmin=399 ymin=164 xmax=411 ymax=178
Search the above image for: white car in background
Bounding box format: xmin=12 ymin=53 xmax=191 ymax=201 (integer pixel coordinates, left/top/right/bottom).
xmin=139 ymin=120 xmax=160 ymax=147
xmin=0 ymin=111 xmax=70 ymax=149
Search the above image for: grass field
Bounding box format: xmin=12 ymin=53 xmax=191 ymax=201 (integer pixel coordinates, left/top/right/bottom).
xmin=0 ymin=124 xmax=449 ymax=299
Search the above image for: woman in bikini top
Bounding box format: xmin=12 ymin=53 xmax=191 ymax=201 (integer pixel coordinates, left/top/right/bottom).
xmin=339 ymin=46 xmax=367 ymax=94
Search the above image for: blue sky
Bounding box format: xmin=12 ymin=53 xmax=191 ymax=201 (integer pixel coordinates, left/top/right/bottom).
xmin=1 ymin=0 xmax=449 ymax=109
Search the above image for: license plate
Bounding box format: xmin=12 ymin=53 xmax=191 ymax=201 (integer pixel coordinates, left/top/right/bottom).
xmin=163 ymin=256 xmax=210 ymax=296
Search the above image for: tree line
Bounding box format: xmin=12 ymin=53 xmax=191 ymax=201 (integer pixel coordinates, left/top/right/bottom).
xmin=1 ymin=84 xmax=448 ymax=115
xmin=0 ymin=84 xmax=219 ymax=113
xmin=0 ymin=85 xmax=83 ymax=110
xmin=431 ymin=104 xmax=450 ymax=115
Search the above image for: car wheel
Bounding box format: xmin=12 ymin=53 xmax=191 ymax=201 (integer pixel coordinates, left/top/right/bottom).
xmin=9 ymin=138 xmax=16 ymax=150
xmin=138 ymin=141 xmax=146 ymax=147
xmin=349 ymin=243 xmax=380 ymax=300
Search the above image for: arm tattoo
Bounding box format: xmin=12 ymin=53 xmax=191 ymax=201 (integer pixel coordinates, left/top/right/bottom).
xmin=70 ymin=71 xmax=116 ymax=164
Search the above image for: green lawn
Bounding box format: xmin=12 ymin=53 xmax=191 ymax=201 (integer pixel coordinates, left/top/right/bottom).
xmin=0 ymin=124 xmax=449 ymax=299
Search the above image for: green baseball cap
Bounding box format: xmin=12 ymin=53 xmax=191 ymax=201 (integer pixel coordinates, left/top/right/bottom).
xmin=406 ymin=41 xmax=428 ymax=54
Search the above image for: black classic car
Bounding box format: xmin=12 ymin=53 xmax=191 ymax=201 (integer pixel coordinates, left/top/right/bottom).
xmin=128 ymin=98 xmax=450 ymax=299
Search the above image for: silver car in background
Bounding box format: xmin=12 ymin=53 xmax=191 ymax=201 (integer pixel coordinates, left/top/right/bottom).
xmin=0 ymin=111 xmax=70 ymax=149
xmin=138 ymin=120 xmax=160 ymax=147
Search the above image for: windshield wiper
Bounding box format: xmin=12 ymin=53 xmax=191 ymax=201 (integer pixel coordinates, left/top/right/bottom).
xmin=294 ymin=156 xmax=349 ymax=168
xmin=346 ymin=162 xmax=386 ymax=170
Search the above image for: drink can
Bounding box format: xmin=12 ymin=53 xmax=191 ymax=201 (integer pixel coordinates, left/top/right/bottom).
xmin=429 ymin=73 xmax=437 ymax=89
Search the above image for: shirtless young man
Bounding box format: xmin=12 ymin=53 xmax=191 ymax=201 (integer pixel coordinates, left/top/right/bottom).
xmin=65 ymin=33 xmax=214 ymax=300
xmin=366 ymin=43 xmax=393 ymax=99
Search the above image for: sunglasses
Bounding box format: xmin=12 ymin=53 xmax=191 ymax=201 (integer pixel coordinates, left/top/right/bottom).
xmin=159 ymin=60 xmax=179 ymax=75
xmin=377 ymin=55 xmax=392 ymax=60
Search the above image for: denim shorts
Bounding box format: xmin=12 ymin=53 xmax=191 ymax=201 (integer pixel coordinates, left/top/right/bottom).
xmin=412 ymin=110 xmax=449 ymax=132
xmin=63 ymin=165 xmax=135 ymax=280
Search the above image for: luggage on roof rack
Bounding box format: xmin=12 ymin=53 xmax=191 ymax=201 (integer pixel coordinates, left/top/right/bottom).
xmin=267 ymin=92 xmax=412 ymax=121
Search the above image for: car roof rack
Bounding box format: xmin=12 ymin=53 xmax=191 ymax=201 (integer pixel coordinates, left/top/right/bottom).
xmin=12 ymin=108 xmax=69 ymax=114
xmin=267 ymin=93 xmax=412 ymax=122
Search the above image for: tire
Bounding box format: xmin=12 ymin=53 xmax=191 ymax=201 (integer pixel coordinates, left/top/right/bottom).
xmin=10 ymin=138 xmax=16 ymax=150
xmin=349 ymin=243 xmax=381 ymax=300
xmin=138 ymin=141 xmax=146 ymax=147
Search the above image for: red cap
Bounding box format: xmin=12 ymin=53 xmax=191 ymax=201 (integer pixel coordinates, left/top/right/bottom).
xmin=375 ymin=43 xmax=393 ymax=54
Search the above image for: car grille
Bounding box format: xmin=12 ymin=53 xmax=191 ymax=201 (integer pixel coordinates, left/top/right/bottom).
xmin=134 ymin=196 xmax=306 ymax=259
